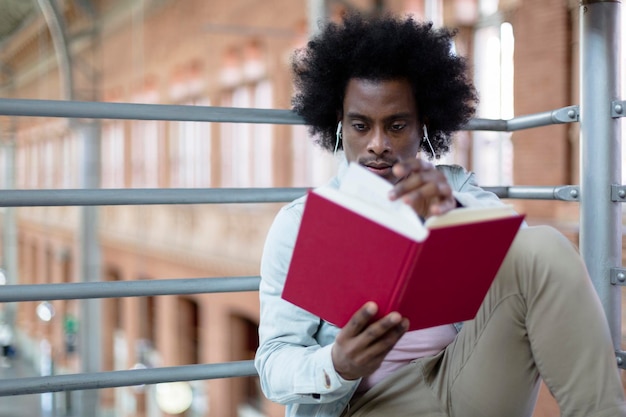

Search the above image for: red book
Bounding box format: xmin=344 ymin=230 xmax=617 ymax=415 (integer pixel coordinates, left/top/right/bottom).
xmin=281 ymin=163 xmax=525 ymax=331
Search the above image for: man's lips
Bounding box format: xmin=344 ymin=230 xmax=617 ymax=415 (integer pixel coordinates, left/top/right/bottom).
xmin=363 ymin=163 xmax=393 ymax=177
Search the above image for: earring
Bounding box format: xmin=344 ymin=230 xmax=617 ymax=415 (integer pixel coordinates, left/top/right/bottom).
xmin=422 ymin=125 xmax=436 ymax=158
xmin=334 ymin=121 xmax=342 ymax=155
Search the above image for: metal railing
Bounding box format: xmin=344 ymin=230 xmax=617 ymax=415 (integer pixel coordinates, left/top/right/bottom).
xmin=0 ymin=102 xmax=595 ymax=397
xmin=0 ymin=0 xmax=622 ymax=404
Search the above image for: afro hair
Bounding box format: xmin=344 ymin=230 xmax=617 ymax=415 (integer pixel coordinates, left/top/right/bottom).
xmin=291 ymin=13 xmax=478 ymax=158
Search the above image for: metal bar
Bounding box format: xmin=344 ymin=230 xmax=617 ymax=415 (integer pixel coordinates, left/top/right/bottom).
xmin=0 ymin=187 xmax=310 ymax=206
xmin=487 ymin=185 xmax=580 ymax=201
xmin=503 ymin=105 xmax=579 ymax=131
xmin=0 ymin=360 xmax=257 ymax=396
xmin=0 ymin=98 xmax=581 ymax=131
xmin=579 ymin=0 xmax=623 ymax=349
xmin=0 ymin=276 xmax=261 ymax=302
xmin=0 ymin=186 xmax=582 ymax=207
xmin=1 ymin=103 xmax=19 ymax=329
xmin=0 ymin=98 xmax=304 ymax=125
xmin=467 ymin=107 xmax=578 ymax=132
xmin=463 ymin=118 xmax=509 ymax=131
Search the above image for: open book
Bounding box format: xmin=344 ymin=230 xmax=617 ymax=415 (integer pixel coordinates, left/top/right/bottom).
xmin=281 ymin=163 xmax=525 ymax=331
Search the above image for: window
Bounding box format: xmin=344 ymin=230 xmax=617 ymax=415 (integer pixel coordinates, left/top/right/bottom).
xmin=220 ymin=88 xmax=247 ymax=187
xmin=220 ymin=81 xmax=274 ymax=187
xmin=130 ymin=121 xmax=161 ymax=188
xmin=177 ymin=297 xmax=200 ymax=365
xmin=252 ymin=80 xmax=273 ymax=187
xmin=290 ymin=125 xmax=336 ymax=187
xmin=0 ymin=145 xmax=7 ymax=189
xmin=168 ymin=66 xmax=212 ymax=188
xmin=42 ymin=139 xmax=54 ymax=189
xmin=235 ymin=316 xmax=264 ymax=417
xmin=424 ymin=0 xmax=443 ymax=27
xmin=16 ymin=143 xmax=25 ymax=189
xmin=479 ymin=0 xmax=499 ymax=15
xmin=219 ymin=42 xmax=274 ymax=188
xmin=130 ymin=89 xmax=162 ymax=188
xmin=472 ymin=20 xmax=515 ymax=186
xmin=61 ymin=129 xmax=78 ymax=189
xmin=101 ymin=121 xmax=125 ymax=188
xmin=169 ymin=98 xmax=212 ymax=188
xmin=29 ymin=140 xmax=39 ymax=189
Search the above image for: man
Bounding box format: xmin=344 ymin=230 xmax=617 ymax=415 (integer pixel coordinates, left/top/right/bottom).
xmin=254 ymin=13 xmax=626 ymax=417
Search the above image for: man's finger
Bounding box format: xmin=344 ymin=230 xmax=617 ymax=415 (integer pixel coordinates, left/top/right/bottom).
xmin=352 ymin=317 xmax=409 ymax=361
xmin=340 ymin=302 xmax=378 ymax=339
xmin=392 ymin=158 xmax=433 ymax=179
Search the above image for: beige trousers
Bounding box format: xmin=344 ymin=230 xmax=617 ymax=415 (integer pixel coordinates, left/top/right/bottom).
xmin=346 ymin=226 xmax=626 ymax=417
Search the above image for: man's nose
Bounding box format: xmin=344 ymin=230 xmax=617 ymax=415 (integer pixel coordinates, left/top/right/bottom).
xmin=366 ymin=127 xmax=391 ymax=155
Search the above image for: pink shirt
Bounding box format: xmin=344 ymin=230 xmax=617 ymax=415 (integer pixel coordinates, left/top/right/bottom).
xmin=356 ymin=324 xmax=457 ymax=393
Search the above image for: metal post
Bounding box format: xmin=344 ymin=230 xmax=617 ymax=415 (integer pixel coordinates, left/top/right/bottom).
xmin=36 ymin=0 xmax=103 ymax=413
xmin=76 ymin=119 xmax=102 ymax=417
xmin=579 ymin=0 xmax=622 ymax=348
xmin=0 ymin=65 xmax=18 ymax=330
xmin=2 ymin=134 xmax=18 ymax=322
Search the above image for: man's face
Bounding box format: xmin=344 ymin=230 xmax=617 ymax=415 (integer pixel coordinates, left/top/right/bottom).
xmin=341 ymin=78 xmax=422 ymax=184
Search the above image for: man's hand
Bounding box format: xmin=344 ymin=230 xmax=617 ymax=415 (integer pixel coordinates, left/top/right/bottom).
xmin=331 ymin=302 xmax=409 ymax=381
xmin=389 ymin=159 xmax=456 ymax=219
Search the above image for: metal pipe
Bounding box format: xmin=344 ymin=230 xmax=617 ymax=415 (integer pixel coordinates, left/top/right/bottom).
xmin=579 ymin=0 xmax=622 ymax=348
xmin=0 ymin=187 xmax=310 ymax=206
xmin=489 ymin=185 xmax=580 ymax=201
xmin=0 ymin=361 xmax=257 ymax=396
xmin=464 ymin=118 xmax=509 ymax=131
xmin=1 ymin=138 xmax=18 ymax=310
xmin=0 ymin=98 xmax=304 ymax=125
xmin=504 ymin=106 xmax=579 ymax=131
xmin=0 ymin=64 xmax=19 ymax=330
xmin=76 ymin=120 xmax=102 ymax=417
xmin=0 ymin=277 xmax=261 ymax=302
xmin=0 ymin=185 xmax=582 ymax=207
xmin=0 ymin=98 xmax=582 ymax=131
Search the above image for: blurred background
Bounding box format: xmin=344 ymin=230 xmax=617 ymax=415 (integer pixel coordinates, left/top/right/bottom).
xmin=0 ymin=0 xmax=624 ymax=416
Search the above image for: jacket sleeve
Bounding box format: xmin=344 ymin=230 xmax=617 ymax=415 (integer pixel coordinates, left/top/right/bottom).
xmin=439 ymin=165 xmax=505 ymax=208
xmin=254 ymin=202 xmax=359 ymax=405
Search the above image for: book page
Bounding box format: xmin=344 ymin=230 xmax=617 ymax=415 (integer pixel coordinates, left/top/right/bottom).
xmin=424 ymin=205 xmax=518 ymax=229
xmin=313 ymin=163 xmax=428 ymax=241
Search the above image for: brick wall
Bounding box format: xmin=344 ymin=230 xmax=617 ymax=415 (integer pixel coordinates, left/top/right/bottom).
xmin=509 ymin=0 xmax=575 ymax=221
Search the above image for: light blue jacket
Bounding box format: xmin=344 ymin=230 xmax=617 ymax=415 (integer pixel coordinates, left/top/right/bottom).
xmin=254 ymin=162 xmax=503 ymax=417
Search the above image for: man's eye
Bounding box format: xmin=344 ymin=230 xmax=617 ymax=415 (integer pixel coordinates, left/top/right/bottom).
xmin=352 ymin=123 xmax=366 ymax=131
xmin=391 ymin=123 xmax=406 ymax=131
